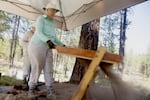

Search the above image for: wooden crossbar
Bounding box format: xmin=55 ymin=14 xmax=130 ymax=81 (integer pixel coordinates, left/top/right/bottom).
xmin=56 ymin=46 xmax=122 ymax=64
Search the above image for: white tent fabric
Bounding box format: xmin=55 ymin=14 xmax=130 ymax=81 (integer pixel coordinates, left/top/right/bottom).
xmin=0 ymin=0 xmax=146 ymax=30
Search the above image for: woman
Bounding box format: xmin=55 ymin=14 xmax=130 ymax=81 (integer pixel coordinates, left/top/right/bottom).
xmin=22 ymin=25 xmax=35 ymax=84
xmin=28 ymin=2 xmax=65 ymax=99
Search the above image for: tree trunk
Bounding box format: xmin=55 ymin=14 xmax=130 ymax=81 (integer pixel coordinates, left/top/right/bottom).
xmin=70 ymin=19 xmax=100 ymax=84
xmin=119 ymin=9 xmax=127 ymax=57
xmin=119 ymin=9 xmax=127 ymax=73
xmin=12 ymin=16 xmax=20 ymax=63
xmin=9 ymin=15 xmax=20 ymax=68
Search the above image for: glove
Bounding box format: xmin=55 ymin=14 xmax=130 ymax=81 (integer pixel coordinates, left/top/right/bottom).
xmin=63 ymin=45 xmax=66 ymax=47
xmin=47 ymin=40 xmax=56 ymax=49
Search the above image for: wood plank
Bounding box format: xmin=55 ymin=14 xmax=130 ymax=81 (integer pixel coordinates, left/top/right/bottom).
xmin=55 ymin=46 xmax=122 ymax=63
xmin=71 ymin=47 xmax=107 ymax=100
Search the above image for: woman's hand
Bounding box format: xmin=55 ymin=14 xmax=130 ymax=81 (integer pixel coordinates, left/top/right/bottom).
xmin=47 ymin=40 xmax=56 ymax=49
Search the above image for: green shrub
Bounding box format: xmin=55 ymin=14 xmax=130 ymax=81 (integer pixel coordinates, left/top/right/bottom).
xmin=0 ymin=76 xmax=23 ymax=86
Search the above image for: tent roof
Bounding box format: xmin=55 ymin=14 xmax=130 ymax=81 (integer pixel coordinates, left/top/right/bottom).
xmin=0 ymin=0 xmax=146 ymax=30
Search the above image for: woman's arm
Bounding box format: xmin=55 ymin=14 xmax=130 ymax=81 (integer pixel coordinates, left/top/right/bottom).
xmin=36 ymin=16 xmax=50 ymax=42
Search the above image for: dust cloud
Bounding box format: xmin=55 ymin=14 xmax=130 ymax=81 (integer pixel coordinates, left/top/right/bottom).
xmin=86 ymin=63 xmax=150 ymax=100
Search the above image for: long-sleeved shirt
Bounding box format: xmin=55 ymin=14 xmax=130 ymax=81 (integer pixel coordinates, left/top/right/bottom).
xmin=31 ymin=15 xmax=64 ymax=46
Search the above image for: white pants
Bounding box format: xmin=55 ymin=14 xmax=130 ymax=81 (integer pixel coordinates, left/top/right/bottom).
xmin=28 ymin=42 xmax=54 ymax=88
xmin=23 ymin=54 xmax=31 ymax=78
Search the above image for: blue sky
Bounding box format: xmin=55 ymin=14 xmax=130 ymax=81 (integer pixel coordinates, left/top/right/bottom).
xmin=126 ymin=0 xmax=150 ymax=53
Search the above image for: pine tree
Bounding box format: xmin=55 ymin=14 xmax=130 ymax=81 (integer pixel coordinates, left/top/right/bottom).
xmin=0 ymin=11 xmax=10 ymax=39
xmin=70 ymin=19 xmax=100 ymax=83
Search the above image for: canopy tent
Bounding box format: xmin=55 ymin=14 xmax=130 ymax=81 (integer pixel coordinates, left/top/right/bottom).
xmin=0 ymin=0 xmax=146 ymax=30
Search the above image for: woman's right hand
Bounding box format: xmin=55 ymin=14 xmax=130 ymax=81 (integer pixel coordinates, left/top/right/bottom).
xmin=47 ymin=40 xmax=56 ymax=49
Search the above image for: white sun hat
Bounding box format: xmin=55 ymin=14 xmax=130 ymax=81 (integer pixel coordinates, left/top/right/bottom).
xmin=43 ymin=2 xmax=60 ymax=12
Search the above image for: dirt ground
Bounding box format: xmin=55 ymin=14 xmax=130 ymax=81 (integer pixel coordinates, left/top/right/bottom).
xmin=0 ymin=81 xmax=150 ymax=100
xmin=0 ymin=82 xmax=77 ymax=100
xmin=1 ymin=63 xmax=150 ymax=100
